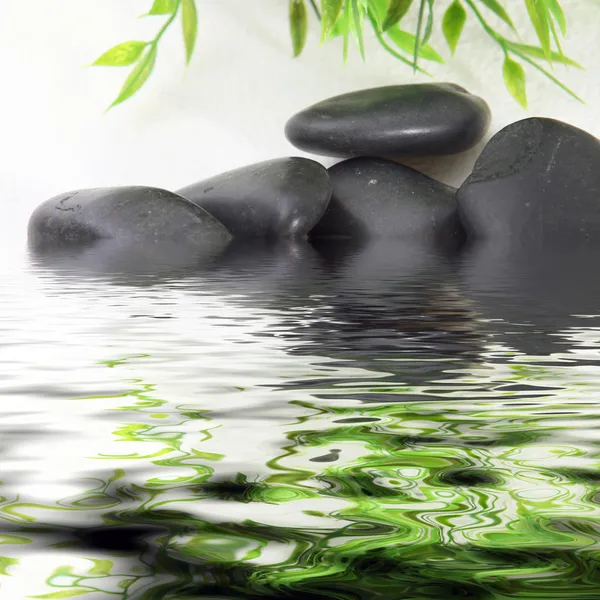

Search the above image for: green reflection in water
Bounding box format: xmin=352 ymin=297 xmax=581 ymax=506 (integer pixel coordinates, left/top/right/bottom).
xmin=3 ymin=353 xmax=600 ymax=599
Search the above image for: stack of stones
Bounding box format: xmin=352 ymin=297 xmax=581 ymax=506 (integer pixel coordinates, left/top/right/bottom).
xmin=29 ymin=83 xmax=600 ymax=258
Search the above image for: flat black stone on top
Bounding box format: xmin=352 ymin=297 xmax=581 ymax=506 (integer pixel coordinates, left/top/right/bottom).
xmin=177 ymin=157 xmax=332 ymax=239
xmin=28 ymin=186 xmax=232 ymax=251
xmin=457 ymin=117 xmax=600 ymax=249
xmin=285 ymin=83 xmax=491 ymax=159
xmin=311 ymin=157 xmax=465 ymax=250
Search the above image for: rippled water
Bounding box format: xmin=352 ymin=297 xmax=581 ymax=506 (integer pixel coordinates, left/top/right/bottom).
xmin=2 ymin=238 xmax=600 ymax=599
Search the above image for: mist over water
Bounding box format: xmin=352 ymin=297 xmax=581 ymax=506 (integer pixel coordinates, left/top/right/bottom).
xmin=2 ymin=238 xmax=600 ymax=599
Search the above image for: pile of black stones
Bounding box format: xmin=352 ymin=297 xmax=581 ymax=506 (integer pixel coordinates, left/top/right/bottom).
xmin=29 ymin=83 xmax=600 ymax=262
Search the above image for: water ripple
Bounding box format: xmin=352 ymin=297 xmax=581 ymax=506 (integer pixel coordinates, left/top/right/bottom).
xmin=2 ymin=240 xmax=600 ymax=597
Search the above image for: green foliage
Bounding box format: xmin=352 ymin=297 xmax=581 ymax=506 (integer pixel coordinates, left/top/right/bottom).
xmin=181 ymin=0 xmax=198 ymax=64
xmin=442 ymin=1 xmax=466 ymax=54
xmin=147 ymin=0 xmax=178 ymax=15
xmin=387 ymin=29 xmax=444 ymax=62
xmin=352 ymin=0 xmax=366 ymax=60
xmin=383 ymin=0 xmax=414 ymax=30
xmin=92 ymin=41 xmax=148 ymax=67
xmin=524 ymin=0 xmax=551 ymax=60
xmin=503 ymin=54 xmax=527 ymax=108
xmin=93 ymin=0 xmax=196 ymax=110
xmin=290 ymin=0 xmax=309 ymax=56
xmin=321 ymin=0 xmax=344 ymax=39
xmin=478 ymin=0 xmax=515 ymax=30
xmin=94 ymin=0 xmax=581 ymax=109
xmin=108 ymin=45 xmax=157 ymax=110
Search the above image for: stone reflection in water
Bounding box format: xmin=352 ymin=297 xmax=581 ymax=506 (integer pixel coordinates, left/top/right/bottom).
xmin=28 ymin=236 xmax=230 ymax=279
xmin=462 ymin=241 xmax=600 ymax=357
xmin=29 ymin=237 xmax=320 ymax=290
xmin=270 ymin=238 xmax=484 ymax=402
xmin=3 ymin=239 xmax=600 ymax=598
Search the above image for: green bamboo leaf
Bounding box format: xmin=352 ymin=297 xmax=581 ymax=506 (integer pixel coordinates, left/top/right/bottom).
xmin=93 ymin=41 xmax=148 ymax=67
xmin=413 ymin=0 xmax=426 ymax=71
xmin=505 ymin=41 xmax=581 ymax=67
xmin=351 ymin=0 xmax=365 ymax=60
xmin=321 ymin=0 xmax=344 ymax=39
xmin=442 ymin=0 xmax=466 ymax=54
xmin=387 ymin=28 xmax=444 ymax=62
xmin=517 ymin=52 xmax=584 ymax=103
xmin=547 ymin=15 xmax=563 ymax=57
xmin=181 ymin=0 xmax=198 ymax=64
xmin=368 ymin=8 xmax=431 ymax=73
xmin=147 ymin=0 xmax=178 ymax=15
xmin=367 ymin=0 xmax=386 ymax=29
xmin=382 ymin=0 xmax=413 ymax=30
xmin=289 ymin=0 xmax=308 ymax=56
xmin=329 ymin=3 xmax=354 ymax=37
xmin=545 ymin=0 xmax=566 ymax=34
xmin=479 ymin=0 xmax=515 ymax=31
xmin=503 ymin=55 xmax=527 ymax=108
xmin=422 ymin=0 xmax=435 ymax=44
xmin=329 ymin=20 xmax=344 ymax=37
xmin=524 ymin=0 xmax=551 ymax=61
xmin=109 ymin=45 xmax=157 ymax=109
xmin=342 ymin=0 xmax=351 ymax=62
xmin=330 ymin=0 xmax=374 ymax=38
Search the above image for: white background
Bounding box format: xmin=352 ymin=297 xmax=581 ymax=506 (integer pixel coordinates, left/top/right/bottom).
xmin=0 ymin=0 xmax=599 ymax=243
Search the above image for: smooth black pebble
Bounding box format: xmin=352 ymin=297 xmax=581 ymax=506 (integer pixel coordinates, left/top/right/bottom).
xmin=457 ymin=117 xmax=600 ymax=249
xmin=311 ymin=157 xmax=464 ymax=250
xmin=285 ymin=83 xmax=490 ymax=158
xmin=178 ymin=157 xmax=332 ymax=238
xmin=28 ymin=186 xmax=232 ymax=252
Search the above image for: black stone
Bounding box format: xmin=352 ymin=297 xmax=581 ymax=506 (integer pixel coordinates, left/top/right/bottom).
xmin=177 ymin=158 xmax=332 ymax=238
xmin=311 ymin=157 xmax=464 ymax=249
xmin=28 ymin=186 xmax=232 ymax=251
xmin=457 ymin=117 xmax=600 ymax=249
xmin=284 ymin=83 xmax=490 ymax=158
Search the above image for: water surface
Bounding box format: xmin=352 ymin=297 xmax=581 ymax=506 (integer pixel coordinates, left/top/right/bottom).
xmin=2 ymin=239 xmax=600 ymax=599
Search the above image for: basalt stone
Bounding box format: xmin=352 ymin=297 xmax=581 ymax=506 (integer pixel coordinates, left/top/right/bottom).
xmin=311 ymin=157 xmax=464 ymax=249
xmin=457 ymin=117 xmax=600 ymax=249
xmin=28 ymin=186 xmax=232 ymax=251
xmin=177 ymin=158 xmax=332 ymax=238
xmin=284 ymin=83 xmax=491 ymax=158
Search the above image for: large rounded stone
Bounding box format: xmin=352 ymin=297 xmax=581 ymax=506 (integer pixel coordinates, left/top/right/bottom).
xmin=311 ymin=157 xmax=464 ymax=249
xmin=457 ymin=118 xmax=600 ymax=249
xmin=284 ymin=83 xmax=490 ymax=158
xmin=177 ymin=158 xmax=332 ymax=238
xmin=28 ymin=186 xmax=232 ymax=251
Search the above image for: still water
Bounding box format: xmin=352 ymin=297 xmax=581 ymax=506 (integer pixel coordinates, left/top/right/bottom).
xmin=2 ymin=238 xmax=600 ymax=599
